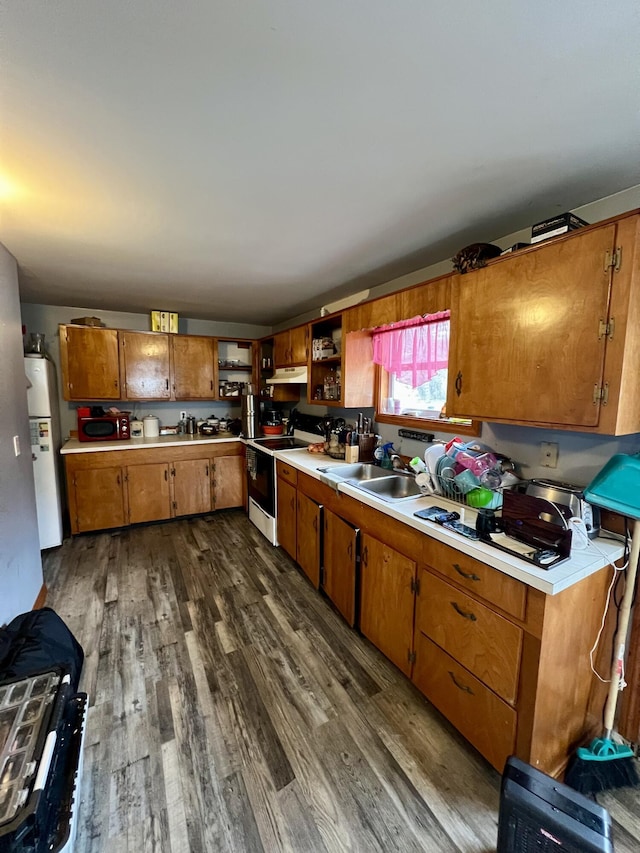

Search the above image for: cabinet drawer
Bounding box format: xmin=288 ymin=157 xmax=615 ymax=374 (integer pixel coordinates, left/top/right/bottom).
xmin=276 ymin=460 xmax=298 ymax=486
xmin=423 ymin=538 xmax=527 ymax=620
xmin=417 ymin=570 xmax=522 ymax=704
xmin=413 ymin=632 xmax=516 ymax=773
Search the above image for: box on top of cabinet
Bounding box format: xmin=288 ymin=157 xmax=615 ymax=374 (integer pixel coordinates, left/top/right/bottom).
xmin=530 ymin=212 xmax=589 ymax=243
xmin=151 ymin=311 xmax=178 ymax=333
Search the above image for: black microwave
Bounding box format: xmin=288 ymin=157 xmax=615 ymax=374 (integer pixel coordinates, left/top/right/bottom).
xmin=77 ymin=413 xmax=130 ymax=442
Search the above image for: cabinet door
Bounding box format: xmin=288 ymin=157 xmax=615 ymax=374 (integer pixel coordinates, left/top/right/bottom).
xmin=72 ymin=467 xmax=126 ymax=532
xmin=172 ymin=336 xmax=215 ymax=399
xmin=273 ymin=331 xmax=291 ymax=367
xmin=360 ymin=533 xmax=416 ymax=676
xmin=60 ymin=326 xmax=120 ymax=401
xmin=322 ymin=508 xmax=358 ymax=627
xmin=289 ymin=325 xmax=309 ymax=364
xmin=277 ymin=478 xmax=297 ymax=559
xmin=344 ymin=293 xmax=399 ymax=333
xmin=400 ymin=274 xmax=452 ymax=321
xmin=172 ymin=459 xmax=212 ymax=517
xmin=447 ymin=225 xmax=615 ymax=427
xmin=296 ymin=492 xmax=322 ymax=588
xmin=213 ymin=455 xmax=245 ymax=509
xmin=126 ymin=462 xmax=171 ymax=524
xmin=121 ymin=331 xmax=171 ymax=400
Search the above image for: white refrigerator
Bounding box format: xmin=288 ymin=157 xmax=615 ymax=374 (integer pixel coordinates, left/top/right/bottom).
xmin=25 ymin=356 xmax=63 ymax=549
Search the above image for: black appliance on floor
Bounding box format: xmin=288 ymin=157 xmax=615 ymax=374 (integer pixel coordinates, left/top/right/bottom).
xmin=498 ymin=756 xmax=614 ymax=853
xmin=0 ymin=609 xmax=87 ymax=853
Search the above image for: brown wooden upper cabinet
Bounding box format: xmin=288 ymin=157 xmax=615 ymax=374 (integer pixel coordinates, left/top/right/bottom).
xmin=343 ymin=292 xmax=399 ymax=333
xmin=60 ymin=325 xmax=255 ymax=403
xmin=399 ymin=273 xmax=452 ymax=321
xmin=120 ymin=331 xmax=171 ymax=400
xmin=172 ymin=335 xmax=215 ymax=399
xmin=308 ymin=313 xmax=375 ymax=408
xmin=59 ymin=325 xmax=121 ymax=401
xmin=273 ymin=325 xmax=309 ymax=367
xmin=446 ymin=212 xmax=640 ymax=434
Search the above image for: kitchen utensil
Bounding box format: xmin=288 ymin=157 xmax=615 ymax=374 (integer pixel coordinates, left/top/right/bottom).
xmin=186 ymin=416 xmax=197 ymax=435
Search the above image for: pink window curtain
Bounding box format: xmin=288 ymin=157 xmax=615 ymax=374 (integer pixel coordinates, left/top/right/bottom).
xmin=372 ymin=311 xmax=450 ymax=388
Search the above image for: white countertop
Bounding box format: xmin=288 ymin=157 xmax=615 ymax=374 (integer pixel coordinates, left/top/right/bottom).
xmin=61 ymin=434 xmax=243 ymax=454
xmin=273 ymin=448 xmax=625 ymax=596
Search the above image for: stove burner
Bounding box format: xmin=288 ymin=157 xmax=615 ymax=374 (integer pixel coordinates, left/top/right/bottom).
xmin=253 ymin=437 xmax=309 ymax=450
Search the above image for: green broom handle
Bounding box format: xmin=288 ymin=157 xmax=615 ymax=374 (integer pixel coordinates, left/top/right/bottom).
xmin=603 ymin=517 xmax=640 ymax=739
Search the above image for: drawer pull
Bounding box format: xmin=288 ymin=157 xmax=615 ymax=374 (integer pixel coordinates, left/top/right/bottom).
xmin=451 ymin=601 xmax=477 ymax=621
xmin=448 ymin=670 xmax=474 ymax=695
xmin=453 ymin=563 xmax=480 ymax=582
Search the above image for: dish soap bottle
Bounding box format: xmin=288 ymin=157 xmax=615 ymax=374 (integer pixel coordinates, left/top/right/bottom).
xmin=380 ymin=442 xmax=395 ymax=469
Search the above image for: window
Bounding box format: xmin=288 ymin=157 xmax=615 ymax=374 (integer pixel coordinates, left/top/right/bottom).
xmin=372 ymin=312 xmax=478 ymax=435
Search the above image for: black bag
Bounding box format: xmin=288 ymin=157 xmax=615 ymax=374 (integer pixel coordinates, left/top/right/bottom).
xmin=0 ymin=607 xmax=84 ymax=691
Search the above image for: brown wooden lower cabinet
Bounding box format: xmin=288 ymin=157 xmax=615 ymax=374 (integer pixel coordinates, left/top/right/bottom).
xmin=296 ymin=492 xmax=322 ymax=588
xmin=127 ymin=462 xmax=172 ymax=524
xmin=214 ymin=455 xmax=245 ymax=509
xmin=359 ymin=533 xmax=416 ymax=676
xmin=173 ymin=458 xmax=212 ymax=517
xmin=277 ymin=478 xmax=297 ymax=560
xmin=416 ymin=569 xmax=522 ymax=704
xmin=322 ymin=508 xmax=358 ymax=627
xmin=285 ymin=475 xmax=614 ymax=778
xmin=64 ymin=442 xmax=245 ymax=534
xmin=412 ymin=631 xmax=517 ymax=773
xmin=72 ymin=466 xmax=127 ymax=532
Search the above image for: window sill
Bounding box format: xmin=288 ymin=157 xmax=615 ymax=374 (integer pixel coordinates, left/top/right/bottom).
xmin=375 ymin=412 xmax=481 ymax=437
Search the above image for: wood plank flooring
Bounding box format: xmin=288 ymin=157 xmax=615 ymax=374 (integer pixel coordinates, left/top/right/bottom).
xmin=42 ymin=511 xmax=640 ymax=852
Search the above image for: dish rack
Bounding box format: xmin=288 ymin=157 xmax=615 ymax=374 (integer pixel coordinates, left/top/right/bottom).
xmin=427 ymin=473 xmax=509 ymax=509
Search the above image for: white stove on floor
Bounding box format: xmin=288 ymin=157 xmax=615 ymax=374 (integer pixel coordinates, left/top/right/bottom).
xmin=246 ymin=420 xmax=327 ymax=546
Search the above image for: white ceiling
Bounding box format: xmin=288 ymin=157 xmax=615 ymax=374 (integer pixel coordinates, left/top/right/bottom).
xmin=2 ymin=1 xmax=639 ymax=325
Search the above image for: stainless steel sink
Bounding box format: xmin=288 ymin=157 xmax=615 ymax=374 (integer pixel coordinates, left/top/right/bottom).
xmin=320 ymin=463 xmax=391 ymax=482
xmin=354 ymin=474 xmax=423 ymax=501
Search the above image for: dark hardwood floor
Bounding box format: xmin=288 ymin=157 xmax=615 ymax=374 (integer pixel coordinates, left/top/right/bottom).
xmin=43 ymin=510 xmax=640 ymax=852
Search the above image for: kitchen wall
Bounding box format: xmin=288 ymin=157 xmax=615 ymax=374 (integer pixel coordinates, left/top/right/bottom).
xmin=19 ymin=303 xmax=270 ymax=439
xmin=290 ymin=185 xmax=640 ymax=487
xmin=0 ymin=242 xmax=44 ymax=624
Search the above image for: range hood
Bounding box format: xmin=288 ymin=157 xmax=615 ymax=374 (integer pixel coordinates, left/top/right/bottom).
xmin=266 ymin=366 xmax=309 ymax=385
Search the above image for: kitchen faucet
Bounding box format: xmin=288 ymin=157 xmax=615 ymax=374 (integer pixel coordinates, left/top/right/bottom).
xmin=389 ymin=453 xmax=413 ymax=474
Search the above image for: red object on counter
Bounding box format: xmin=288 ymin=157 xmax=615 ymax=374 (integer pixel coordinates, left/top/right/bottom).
xmin=262 ymin=425 xmax=284 ymax=435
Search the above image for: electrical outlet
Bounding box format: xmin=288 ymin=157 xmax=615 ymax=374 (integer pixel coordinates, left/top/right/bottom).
xmin=539 ymin=441 xmax=558 ymax=468
xmin=180 ymin=410 xmax=187 ymax=421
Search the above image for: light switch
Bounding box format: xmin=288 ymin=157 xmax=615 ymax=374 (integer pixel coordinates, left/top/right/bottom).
xmin=539 ymin=441 xmax=558 ymax=468
xmin=13 ymin=435 xmax=20 ymax=457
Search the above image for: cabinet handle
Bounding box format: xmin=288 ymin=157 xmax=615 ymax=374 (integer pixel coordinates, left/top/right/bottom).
xmin=164 ymin=470 xmax=168 ymax=481
xmin=362 ymin=545 xmax=368 ymax=566
xmin=205 ymin=464 xmax=209 ymax=477
xmin=450 ymin=601 xmax=477 ymax=622
xmin=165 ymin=378 xmax=169 ymax=390
xmin=455 ymin=371 xmax=462 ymax=397
xmin=210 ymin=380 xmax=213 ymax=390
xmin=116 ymin=474 xmax=120 ymax=485
xmin=347 ymin=541 xmax=352 ymax=560
xmin=114 ymin=379 xmax=119 ymax=388
xmin=448 ymin=671 xmax=474 ymax=695
xmin=453 ymin=563 xmax=480 ymax=582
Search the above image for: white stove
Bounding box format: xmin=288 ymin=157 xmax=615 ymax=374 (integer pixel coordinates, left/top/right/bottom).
xmin=246 ymin=417 xmax=327 ymax=545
